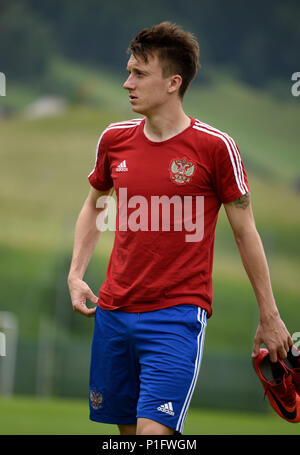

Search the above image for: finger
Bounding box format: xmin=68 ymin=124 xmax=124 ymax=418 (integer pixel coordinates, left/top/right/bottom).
xmin=251 ymin=338 xmax=261 ymax=358
xmin=88 ymin=292 xmax=99 ymax=305
xmin=278 ymin=345 xmax=288 ymax=360
xmin=73 ymin=301 xmax=96 ymax=317
xmin=86 ymin=306 xmax=97 ymax=317
xmin=82 ymin=284 xmax=98 ymax=305
xmin=288 ymin=336 xmax=294 ymax=348
xmin=269 ymin=348 xmax=278 ymax=363
xmin=284 ymin=338 xmax=290 ymax=353
xmin=73 ymin=304 xmax=88 ymax=316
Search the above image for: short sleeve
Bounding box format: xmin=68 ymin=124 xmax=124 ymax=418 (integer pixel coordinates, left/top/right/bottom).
xmin=213 ymin=134 xmax=250 ymax=203
xmin=88 ymin=130 xmax=113 ymax=191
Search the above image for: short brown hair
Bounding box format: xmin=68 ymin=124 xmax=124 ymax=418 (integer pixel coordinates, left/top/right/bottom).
xmin=128 ymin=22 xmax=200 ymax=99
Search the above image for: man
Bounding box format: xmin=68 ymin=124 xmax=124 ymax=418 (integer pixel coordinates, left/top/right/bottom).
xmin=68 ymin=22 xmax=293 ymax=435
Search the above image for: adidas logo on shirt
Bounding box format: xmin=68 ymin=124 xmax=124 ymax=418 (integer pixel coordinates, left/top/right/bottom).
xmin=157 ymin=402 xmax=175 ymax=416
xmin=116 ymin=160 xmax=128 ymax=172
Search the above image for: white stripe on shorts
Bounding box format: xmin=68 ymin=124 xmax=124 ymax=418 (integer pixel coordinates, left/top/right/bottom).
xmin=176 ymin=307 xmax=207 ymax=433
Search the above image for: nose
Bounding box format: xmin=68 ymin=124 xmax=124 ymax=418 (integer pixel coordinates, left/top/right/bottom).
xmin=123 ymin=73 xmax=134 ymax=90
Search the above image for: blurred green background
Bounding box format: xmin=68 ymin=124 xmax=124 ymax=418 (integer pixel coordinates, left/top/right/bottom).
xmin=0 ymin=0 xmax=299 ymax=435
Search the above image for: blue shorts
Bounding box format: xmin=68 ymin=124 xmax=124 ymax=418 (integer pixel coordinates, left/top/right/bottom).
xmin=89 ymin=304 xmax=207 ymax=434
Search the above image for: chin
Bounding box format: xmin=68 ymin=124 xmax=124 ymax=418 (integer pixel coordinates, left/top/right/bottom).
xmin=131 ymin=104 xmax=151 ymax=117
xmin=131 ymin=104 xmax=144 ymax=114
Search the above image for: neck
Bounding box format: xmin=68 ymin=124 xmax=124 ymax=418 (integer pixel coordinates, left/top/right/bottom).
xmin=143 ymin=99 xmax=190 ymax=142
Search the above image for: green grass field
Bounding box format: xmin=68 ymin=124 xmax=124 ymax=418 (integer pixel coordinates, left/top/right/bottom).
xmin=0 ymin=396 xmax=299 ymax=435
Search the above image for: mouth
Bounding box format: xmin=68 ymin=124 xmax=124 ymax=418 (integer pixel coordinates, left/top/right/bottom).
xmin=129 ymin=94 xmax=138 ymax=102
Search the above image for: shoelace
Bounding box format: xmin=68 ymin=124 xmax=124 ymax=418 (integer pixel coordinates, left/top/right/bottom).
xmin=293 ymin=368 xmax=300 ymax=391
xmin=265 ymin=374 xmax=296 ymax=408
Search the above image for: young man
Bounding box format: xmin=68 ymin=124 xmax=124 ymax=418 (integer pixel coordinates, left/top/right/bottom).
xmin=68 ymin=22 xmax=293 ymax=435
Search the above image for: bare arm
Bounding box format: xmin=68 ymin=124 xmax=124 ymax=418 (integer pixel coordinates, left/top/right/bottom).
xmin=224 ymin=193 xmax=293 ymax=362
xmin=68 ymin=186 xmax=114 ymax=317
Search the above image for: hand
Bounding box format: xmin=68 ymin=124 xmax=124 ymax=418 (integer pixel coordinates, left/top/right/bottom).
xmin=68 ymin=277 xmax=98 ymax=317
xmin=252 ymin=313 xmax=293 ymax=362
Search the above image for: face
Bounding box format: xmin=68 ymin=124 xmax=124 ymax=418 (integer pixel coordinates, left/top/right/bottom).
xmin=123 ymin=53 xmax=179 ymax=116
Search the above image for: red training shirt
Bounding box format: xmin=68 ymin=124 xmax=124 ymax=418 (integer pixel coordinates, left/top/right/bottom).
xmin=88 ymin=117 xmax=249 ymax=318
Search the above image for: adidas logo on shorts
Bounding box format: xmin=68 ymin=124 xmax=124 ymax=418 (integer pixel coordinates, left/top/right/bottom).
xmin=116 ymin=160 xmax=128 ymax=172
xmin=157 ymin=402 xmax=175 ymax=416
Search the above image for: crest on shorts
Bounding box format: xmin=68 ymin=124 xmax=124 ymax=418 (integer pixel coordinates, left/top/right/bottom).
xmin=169 ymin=158 xmax=196 ymax=185
xmin=90 ymin=390 xmax=103 ymax=410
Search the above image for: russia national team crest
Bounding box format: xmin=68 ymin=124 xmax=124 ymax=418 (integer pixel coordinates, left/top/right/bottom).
xmin=90 ymin=390 xmax=103 ymax=410
xmin=169 ymin=158 xmax=196 ymax=185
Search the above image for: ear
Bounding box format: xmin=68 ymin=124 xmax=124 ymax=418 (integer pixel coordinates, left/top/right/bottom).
xmin=167 ymin=74 xmax=182 ymax=95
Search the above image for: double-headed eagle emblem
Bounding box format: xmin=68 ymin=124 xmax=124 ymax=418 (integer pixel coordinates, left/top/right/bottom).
xmin=169 ymin=158 xmax=196 ymax=185
xmin=90 ymin=390 xmax=103 ymax=410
